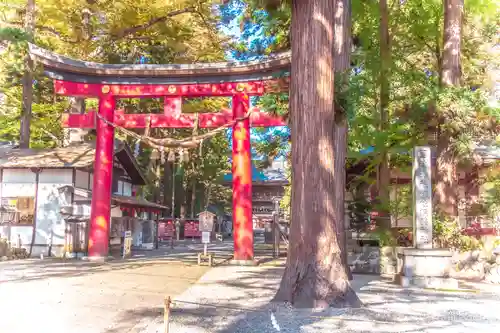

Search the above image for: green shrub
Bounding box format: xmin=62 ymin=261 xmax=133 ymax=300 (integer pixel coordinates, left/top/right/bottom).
xmin=433 ymin=214 xmax=483 ymax=251
xmin=372 ymin=228 xmax=397 ymax=247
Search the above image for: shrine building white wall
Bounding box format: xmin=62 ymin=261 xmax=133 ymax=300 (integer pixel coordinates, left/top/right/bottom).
xmin=0 ymin=168 xmax=73 ymax=257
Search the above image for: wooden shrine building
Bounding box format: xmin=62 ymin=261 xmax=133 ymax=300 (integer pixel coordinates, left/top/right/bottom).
xmin=0 ymin=140 xmax=167 ymax=258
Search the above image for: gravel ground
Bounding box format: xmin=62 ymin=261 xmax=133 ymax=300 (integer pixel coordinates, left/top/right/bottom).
xmin=141 ymin=259 xmax=500 ymax=333
xmin=0 ymin=246 xmax=210 ymax=333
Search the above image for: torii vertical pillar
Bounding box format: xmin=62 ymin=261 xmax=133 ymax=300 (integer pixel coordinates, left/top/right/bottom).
xmin=88 ymin=93 xmax=115 ymax=259
xmin=232 ymin=93 xmax=254 ymax=262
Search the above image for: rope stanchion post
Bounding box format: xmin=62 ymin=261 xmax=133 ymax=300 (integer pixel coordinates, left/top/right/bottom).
xmin=164 ymin=296 xmax=172 ymax=333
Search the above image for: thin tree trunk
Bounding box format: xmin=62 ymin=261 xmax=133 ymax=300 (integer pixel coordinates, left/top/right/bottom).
xmin=163 ymin=161 xmax=173 ymax=217
xmin=190 ymin=118 xmax=201 ymax=218
xmin=333 ymin=0 xmax=352 ymax=280
xmin=154 ymin=159 xmax=161 ymax=203
xmin=19 ymin=0 xmax=35 ymax=148
xmin=190 ymin=170 xmax=197 ymax=218
xmin=435 ymin=0 xmax=463 ymax=217
xmin=274 ymin=0 xmax=361 ymax=309
xmin=377 ymin=0 xmax=391 ymax=229
xmin=178 ymin=166 xmax=187 ymax=219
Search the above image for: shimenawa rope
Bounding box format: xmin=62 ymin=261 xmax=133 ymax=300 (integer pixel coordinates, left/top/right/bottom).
xmin=95 ymin=109 xmax=253 ymax=149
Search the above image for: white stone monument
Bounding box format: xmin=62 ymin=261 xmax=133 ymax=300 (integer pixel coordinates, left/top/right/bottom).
xmin=397 ymin=146 xmax=457 ymax=289
xmin=412 ymin=146 xmax=433 ymax=249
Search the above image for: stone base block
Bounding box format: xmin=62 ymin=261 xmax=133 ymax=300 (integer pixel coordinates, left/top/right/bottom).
xmin=400 ymin=276 xmax=459 ymax=289
xmin=81 ymin=255 xmax=115 ymax=262
xmin=197 ymin=253 xmax=214 ymax=266
xmin=397 ymin=247 xmax=456 ymax=289
xmin=229 ymin=259 xmax=258 ymax=266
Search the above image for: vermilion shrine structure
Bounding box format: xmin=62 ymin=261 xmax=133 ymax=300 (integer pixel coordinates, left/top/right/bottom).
xmin=29 ymin=44 xmax=291 ymax=262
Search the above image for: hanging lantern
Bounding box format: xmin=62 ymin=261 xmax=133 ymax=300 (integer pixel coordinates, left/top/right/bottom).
xmin=150 ymin=149 xmax=159 ymax=160
xmin=167 ymin=150 xmax=176 ymax=162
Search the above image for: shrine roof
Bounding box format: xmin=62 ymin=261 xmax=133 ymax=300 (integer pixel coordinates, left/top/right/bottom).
xmin=59 ymin=186 xmax=168 ymax=213
xmin=29 ymin=43 xmax=291 ymax=84
xmin=112 ymin=195 xmax=168 ymax=210
xmin=0 ymin=140 xmax=147 ymax=185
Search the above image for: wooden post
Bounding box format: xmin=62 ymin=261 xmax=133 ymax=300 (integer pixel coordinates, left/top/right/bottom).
xmin=164 ymin=296 xmax=171 ymax=333
xmin=273 ymin=199 xmax=280 ymax=258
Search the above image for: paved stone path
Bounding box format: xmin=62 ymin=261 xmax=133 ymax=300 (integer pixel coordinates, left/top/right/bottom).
xmin=140 ymin=258 xmax=500 ymax=333
xmin=0 ymin=246 xmax=212 ymax=333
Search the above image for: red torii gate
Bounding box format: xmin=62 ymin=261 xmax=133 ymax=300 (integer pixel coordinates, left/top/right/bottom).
xmin=30 ymin=44 xmax=290 ymax=262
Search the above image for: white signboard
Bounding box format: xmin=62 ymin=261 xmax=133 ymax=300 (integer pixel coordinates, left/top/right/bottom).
xmin=199 ymin=211 xmax=215 ymax=232
xmin=123 ymin=230 xmax=133 ymax=258
xmin=412 ymin=146 xmax=433 ymax=249
xmin=201 ymin=231 xmax=211 ymax=244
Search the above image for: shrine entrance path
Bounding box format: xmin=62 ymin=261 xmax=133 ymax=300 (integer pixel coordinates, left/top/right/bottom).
xmin=0 ymin=246 xmax=211 ymax=333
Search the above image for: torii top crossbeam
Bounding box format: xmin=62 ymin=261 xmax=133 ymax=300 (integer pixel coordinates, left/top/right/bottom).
xmin=29 ymin=44 xmax=291 ymax=86
xmin=29 ymin=44 xmax=290 ymax=263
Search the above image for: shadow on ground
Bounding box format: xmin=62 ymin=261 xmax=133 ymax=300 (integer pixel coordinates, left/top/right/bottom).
xmin=155 ymin=263 xmax=500 ymax=333
xmin=0 ymin=245 xmax=232 ymax=284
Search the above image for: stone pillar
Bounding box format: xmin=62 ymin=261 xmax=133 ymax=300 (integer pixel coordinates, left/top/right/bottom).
xmin=412 ymin=146 xmax=433 ymax=249
xmin=397 ymin=146 xmax=457 ymax=289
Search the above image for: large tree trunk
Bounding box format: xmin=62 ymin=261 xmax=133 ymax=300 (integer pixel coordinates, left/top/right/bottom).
xmin=274 ymin=0 xmax=361 ymax=309
xmin=333 ymin=0 xmax=352 ymax=281
xmin=435 ymin=0 xmax=463 ymax=217
xmin=376 ymin=0 xmax=391 ymax=229
xmin=19 ymin=0 xmax=35 ymax=148
xmin=441 ymin=0 xmax=462 ymax=87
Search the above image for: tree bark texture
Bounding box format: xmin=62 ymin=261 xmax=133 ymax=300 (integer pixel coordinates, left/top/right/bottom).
xmin=377 ymin=0 xmax=391 ymax=229
xmin=441 ymin=0 xmax=463 ymax=87
xmin=274 ymin=0 xmax=361 ymax=309
xmin=435 ymin=0 xmax=463 ymax=217
xmin=178 ymin=168 xmax=187 ymax=219
xmin=190 ymin=170 xmax=197 ymax=218
xmin=333 ymin=0 xmax=352 ymax=280
xmin=153 ymin=160 xmax=162 ymax=203
xmin=19 ymin=0 xmax=35 ymax=149
xmin=163 ymin=161 xmax=173 ymax=216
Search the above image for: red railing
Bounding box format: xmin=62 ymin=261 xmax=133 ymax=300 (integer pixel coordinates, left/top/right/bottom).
xmin=462 ymin=216 xmax=500 ymax=236
xmin=158 ymin=219 xmax=175 ymax=240
xmin=184 ymin=219 xmax=201 ymax=238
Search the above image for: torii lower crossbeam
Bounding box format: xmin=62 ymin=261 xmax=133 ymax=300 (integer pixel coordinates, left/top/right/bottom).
xmin=62 ymin=108 xmax=284 ymax=129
